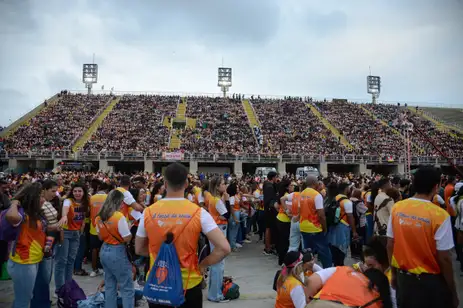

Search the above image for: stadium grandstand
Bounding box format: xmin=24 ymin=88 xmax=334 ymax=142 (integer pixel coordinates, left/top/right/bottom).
xmin=1 ymin=90 xmax=462 ymax=176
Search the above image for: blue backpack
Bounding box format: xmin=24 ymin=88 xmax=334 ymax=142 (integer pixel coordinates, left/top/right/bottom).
xmin=143 ymin=208 xmax=200 ymax=307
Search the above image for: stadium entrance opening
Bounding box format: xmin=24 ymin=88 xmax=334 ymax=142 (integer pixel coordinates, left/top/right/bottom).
xmin=198 ymin=162 xmax=232 ymax=175
xmin=368 ymin=164 xmax=399 ymax=176
xmin=155 ymin=162 xmax=189 ymax=174
xmin=172 ymin=119 xmax=186 ymax=129
xmin=328 ymin=164 xmax=359 ymax=175
xmin=111 ymin=161 xmax=144 ymax=173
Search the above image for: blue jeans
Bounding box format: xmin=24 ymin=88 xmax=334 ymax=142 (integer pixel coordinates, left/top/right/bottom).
xmin=74 ymin=233 xmax=87 ymax=271
xmin=7 ymin=260 xmax=40 ymax=308
xmin=31 ymin=256 xmax=53 ymax=308
xmin=100 ymin=243 xmax=134 ymax=308
xmin=301 ymin=231 xmax=332 ymax=268
xmin=288 ymin=221 xmax=303 ymax=252
xmin=227 ymin=211 xmax=240 ymax=249
xmin=208 ymin=224 xmax=227 ymax=302
xmin=54 ymin=230 xmax=80 ymax=291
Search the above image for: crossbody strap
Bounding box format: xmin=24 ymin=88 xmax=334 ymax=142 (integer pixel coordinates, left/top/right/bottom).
xmin=359 ymin=296 xmax=382 ymax=308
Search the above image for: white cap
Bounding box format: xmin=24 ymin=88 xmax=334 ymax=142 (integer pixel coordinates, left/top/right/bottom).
xmin=455 ymin=182 xmax=463 ymax=193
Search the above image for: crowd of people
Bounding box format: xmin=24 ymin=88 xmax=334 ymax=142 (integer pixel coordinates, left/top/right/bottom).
xmin=3 ymin=94 xmax=110 ymax=153
xmin=180 ymin=97 xmax=257 ymax=154
xmin=252 ymin=98 xmax=345 ymax=156
xmin=314 ymin=101 xmax=408 ymax=157
xmin=362 ymin=103 xmax=463 ymax=157
xmin=83 ymin=95 xmax=178 ymax=154
xmin=1 ymin=165 xmax=462 ymax=308
xmin=2 ymin=93 xmax=463 ymax=160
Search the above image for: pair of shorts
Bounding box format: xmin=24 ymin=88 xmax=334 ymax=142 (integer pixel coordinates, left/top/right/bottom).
xmin=89 ymin=234 xmax=103 ymax=250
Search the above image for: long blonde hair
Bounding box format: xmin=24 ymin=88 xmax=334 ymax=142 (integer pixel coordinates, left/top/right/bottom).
xmin=209 ymin=176 xmax=223 ymax=197
xmin=97 ymin=190 xmax=124 ymax=221
xmin=276 ymin=259 xmax=305 ymax=290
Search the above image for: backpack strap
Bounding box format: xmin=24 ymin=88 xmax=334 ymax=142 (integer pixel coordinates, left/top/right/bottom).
xmin=338 ymin=197 xmax=349 ymax=221
xmin=359 ymin=296 xmax=382 ymax=308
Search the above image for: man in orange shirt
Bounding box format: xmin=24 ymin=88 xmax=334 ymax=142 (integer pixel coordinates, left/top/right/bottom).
xmin=135 ymin=163 xmax=231 ymax=307
xmin=387 ymin=167 xmax=458 ymax=308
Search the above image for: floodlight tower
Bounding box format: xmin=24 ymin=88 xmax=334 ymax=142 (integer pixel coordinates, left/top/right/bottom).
xmin=82 ymin=63 xmax=98 ymax=95
xmin=367 ymin=75 xmax=381 ymax=104
xmin=218 ymin=67 xmax=232 ymax=98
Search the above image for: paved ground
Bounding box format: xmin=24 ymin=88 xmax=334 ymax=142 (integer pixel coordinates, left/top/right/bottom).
xmin=1 ymin=236 xmax=463 ymax=307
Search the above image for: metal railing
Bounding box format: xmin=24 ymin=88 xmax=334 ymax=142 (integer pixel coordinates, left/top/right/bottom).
xmin=1 ymin=150 xmax=461 ymax=165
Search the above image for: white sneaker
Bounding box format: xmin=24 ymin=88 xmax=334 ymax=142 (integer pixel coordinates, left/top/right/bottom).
xmin=90 ymin=269 xmax=104 ymax=277
xmin=243 ymin=239 xmax=252 ymax=244
xmin=235 ymin=243 xmax=243 ymax=248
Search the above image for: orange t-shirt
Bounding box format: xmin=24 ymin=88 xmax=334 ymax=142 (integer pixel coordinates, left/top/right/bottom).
xmin=63 ymin=198 xmax=86 ymax=231
xmin=90 ymin=193 xmax=107 ymax=236
xmin=95 ymin=211 xmax=125 ymax=245
xmin=275 ymin=276 xmax=304 ymax=308
xmin=390 ymin=198 xmax=449 ymax=274
xmin=314 ymin=266 xmax=381 ymax=308
xmin=444 ymin=184 xmax=455 ymax=216
xmin=10 ymin=217 xmax=46 ymax=264
xmin=143 ymin=199 xmax=202 ymax=289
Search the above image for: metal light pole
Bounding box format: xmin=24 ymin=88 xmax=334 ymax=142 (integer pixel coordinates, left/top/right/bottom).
xmin=82 ymin=63 xmax=98 ymax=95
xmin=218 ymin=67 xmax=232 ymax=98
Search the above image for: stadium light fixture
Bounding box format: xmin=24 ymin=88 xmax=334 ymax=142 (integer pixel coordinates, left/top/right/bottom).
xmin=218 ymin=67 xmax=232 ymax=98
xmin=367 ymin=75 xmax=381 ymax=104
xmin=82 ymin=63 xmax=98 ymax=95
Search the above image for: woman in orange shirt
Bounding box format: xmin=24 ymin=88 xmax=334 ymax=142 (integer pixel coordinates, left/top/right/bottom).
xmin=6 ymin=183 xmax=46 ymax=308
xmin=54 ymin=183 xmax=89 ymax=294
xmin=96 ymin=189 xmax=134 ymax=308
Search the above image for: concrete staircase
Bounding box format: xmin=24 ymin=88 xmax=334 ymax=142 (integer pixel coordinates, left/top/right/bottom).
xmin=0 ymin=94 xmax=59 ymax=138
xmin=168 ymin=129 xmax=181 ymax=149
xmin=408 ymin=106 xmax=463 ymax=139
xmin=162 ymin=116 xmax=172 ymax=128
xmin=242 ymin=99 xmax=260 ymax=127
xmin=360 ymin=105 xmax=425 ymax=154
xmin=176 ymin=97 xmax=187 ymax=120
xmin=307 ymin=104 xmax=354 ymax=151
xmin=71 ymin=97 xmax=120 ymax=152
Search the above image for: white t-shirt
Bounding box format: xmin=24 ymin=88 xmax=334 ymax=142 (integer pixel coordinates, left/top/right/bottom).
xmin=314 ymin=194 xmax=324 ymax=210
xmin=136 ymin=206 xmax=218 ymax=237
xmin=122 ymin=190 xmax=136 ymax=205
xmin=96 ymin=215 xmax=131 ymax=238
xmin=289 ymin=285 xmax=306 ymax=308
xmin=386 ymin=198 xmax=454 ymax=251
xmin=215 ymin=199 xmax=228 ymax=216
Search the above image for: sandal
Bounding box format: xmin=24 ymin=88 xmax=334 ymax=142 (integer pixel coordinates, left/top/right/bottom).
xmin=74 ymin=269 xmax=89 ymax=276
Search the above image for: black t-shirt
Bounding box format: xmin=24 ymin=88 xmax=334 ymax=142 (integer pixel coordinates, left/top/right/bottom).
xmin=0 ymin=193 xmax=10 ymax=211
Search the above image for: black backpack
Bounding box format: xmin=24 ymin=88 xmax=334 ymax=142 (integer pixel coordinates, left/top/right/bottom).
xmin=325 ymin=197 xmax=348 ymax=227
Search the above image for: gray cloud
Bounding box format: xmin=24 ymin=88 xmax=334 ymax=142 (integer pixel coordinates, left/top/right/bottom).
xmin=0 ymin=0 xmax=462 ymax=126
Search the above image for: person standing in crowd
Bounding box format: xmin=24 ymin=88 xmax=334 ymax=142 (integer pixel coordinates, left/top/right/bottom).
xmin=96 ymin=190 xmax=134 ymax=308
xmin=263 ymin=172 xmax=278 ymax=256
xmin=372 ymin=179 xmax=393 ymax=236
xmin=328 ymin=182 xmax=357 ymax=266
xmin=387 ymin=167 xmax=459 ymax=308
xmin=55 ymin=183 xmax=89 ymax=294
xmin=227 ymin=182 xmax=241 ymax=252
xmin=135 ymin=163 xmax=231 ymax=307
xmin=0 ymin=178 xmax=11 ymax=279
xmin=445 ymin=176 xmax=457 ymax=217
xmin=275 ymin=180 xmax=292 ymax=265
xmin=149 ymin=182 xmax=165 ymax=204
xmin=298 ymin=176 xmax=332 ymax=268
xmin=116 ymin=175 xmax=145 ymax=220
xmin=31 ymin=180 xmax=61 ymax=308
xmin=253 ymin=183 xmax=265 ymax=242
xmin=280 ymin=183 xmax=301 ymax=252
xmin=6 ymin=183 xmax=47 ymax=308
xmin=451 ymin=183 xmax=463 ymax=274
xmin=350 ymin=189 xmax=368 ymax=243
xmin=362 ymin=184 xmax=374 ymax=243
xmin=89 ymin=181 xmax=108 ymax=277
xmin=398 ymin=178 xmax=411 ymax=200
xmin=205 ymin=175 xmax=231 ymax=303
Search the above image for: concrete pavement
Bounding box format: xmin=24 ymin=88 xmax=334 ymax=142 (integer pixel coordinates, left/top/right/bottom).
xmin=1 ymin=235 xmax=463 ymax=307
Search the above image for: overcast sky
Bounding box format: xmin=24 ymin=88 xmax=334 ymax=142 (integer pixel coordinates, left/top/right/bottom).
xmin=1 ymin=0 xmax=462 ymax=126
